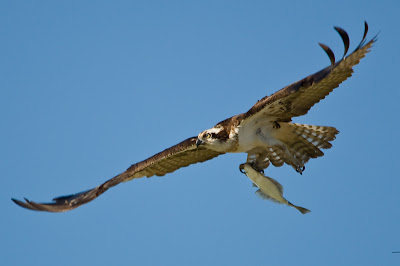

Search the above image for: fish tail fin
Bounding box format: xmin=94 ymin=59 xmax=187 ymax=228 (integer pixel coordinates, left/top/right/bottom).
xmin=288 ymin=201 xmax=311 ymax=214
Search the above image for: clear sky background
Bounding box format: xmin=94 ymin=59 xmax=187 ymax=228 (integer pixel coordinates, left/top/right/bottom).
xmin=2 ymin=1 xmax=399 ymax=265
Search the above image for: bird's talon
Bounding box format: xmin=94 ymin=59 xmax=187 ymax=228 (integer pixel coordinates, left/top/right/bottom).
xmin=239 ymin=164 xmax=246 ymax=174
xmin=295 ymin=165 xmax=305 ymax=175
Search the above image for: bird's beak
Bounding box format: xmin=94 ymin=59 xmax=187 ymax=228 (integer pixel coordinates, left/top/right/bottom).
xmin=196 ymin=138 xmax=204 ymax=147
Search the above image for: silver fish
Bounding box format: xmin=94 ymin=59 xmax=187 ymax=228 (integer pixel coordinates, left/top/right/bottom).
xmin=241 ymin=163 xmax=310 ymax=214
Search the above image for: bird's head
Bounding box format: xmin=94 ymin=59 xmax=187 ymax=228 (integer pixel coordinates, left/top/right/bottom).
xmin=196 ymin=126 xmax=233 ymax=152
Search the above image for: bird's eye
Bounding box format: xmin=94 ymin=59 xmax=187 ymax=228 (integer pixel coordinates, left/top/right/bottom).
xmin=205 ymin=133 xmax=212 ymax=139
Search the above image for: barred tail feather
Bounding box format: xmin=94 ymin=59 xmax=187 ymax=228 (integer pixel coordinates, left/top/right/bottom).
xmin=271 ymin=122 xmax=339 ymax=172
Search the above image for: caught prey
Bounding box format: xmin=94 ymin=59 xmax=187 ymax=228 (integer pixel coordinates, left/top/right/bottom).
xmin=241 ymin=163 xmax=310 ymax=214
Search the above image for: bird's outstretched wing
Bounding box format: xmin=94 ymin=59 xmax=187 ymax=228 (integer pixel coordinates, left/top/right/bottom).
xmin=12 ymin=137 xmax=224 ymax=212
xmin=244 ymin=22 xmax=377 ymax=122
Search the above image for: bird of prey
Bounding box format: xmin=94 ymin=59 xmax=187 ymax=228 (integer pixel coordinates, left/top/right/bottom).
xmin=12 ymin=22 xmax=376 ymax=212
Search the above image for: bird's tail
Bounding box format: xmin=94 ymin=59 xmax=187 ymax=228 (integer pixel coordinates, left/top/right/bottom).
xmin=269 ymin=122 xmax=339 ymax=173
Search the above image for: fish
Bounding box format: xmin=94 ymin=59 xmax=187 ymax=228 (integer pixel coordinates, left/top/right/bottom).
xmin=241 ymin=163 xmax=310 ymax=214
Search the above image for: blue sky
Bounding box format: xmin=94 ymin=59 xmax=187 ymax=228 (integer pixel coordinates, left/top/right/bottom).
xmin=2 ymin=1 xmax=400 ymax=265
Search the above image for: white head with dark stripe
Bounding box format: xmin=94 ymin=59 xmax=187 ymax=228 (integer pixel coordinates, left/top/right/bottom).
xmin=196 ymin=125 xmax=234 ymax=152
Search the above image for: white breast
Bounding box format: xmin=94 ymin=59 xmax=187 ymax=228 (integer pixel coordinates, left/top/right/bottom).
xmin=236 ymin=117 xmax=281 ymax=153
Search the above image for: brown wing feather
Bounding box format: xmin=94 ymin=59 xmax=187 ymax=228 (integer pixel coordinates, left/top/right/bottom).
xmin=126 ymin=137 xmax=222 ymax=178
xmin=245 ymin=23 xmax=376 ymax=121
xmin=12 ymin=137 xmax=223 ymax=212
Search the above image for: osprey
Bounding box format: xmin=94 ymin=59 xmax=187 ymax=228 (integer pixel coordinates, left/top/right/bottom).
xmin=12 ymin=23 xmax=376 ymax=212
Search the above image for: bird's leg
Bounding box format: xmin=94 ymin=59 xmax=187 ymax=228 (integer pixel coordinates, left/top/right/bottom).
xmin=272 ymin=121 xmax=281 ymax=129
xmin=251 ymin=161 xmax=265 ymax=174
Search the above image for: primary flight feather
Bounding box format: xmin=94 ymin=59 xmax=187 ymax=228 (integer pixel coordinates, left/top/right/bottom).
xmin=12 ymin=22 xmax=376 ymax=212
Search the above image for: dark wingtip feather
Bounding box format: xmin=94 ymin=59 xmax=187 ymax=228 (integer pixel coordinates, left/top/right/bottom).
xmin=11 ymin=198 xmax=26 ymax=208
xmin=334 ymin=26 xmax=350 ymax=58
xmin=11 ymin=198 xmax=38 ymax=211
xmin=363 ymin=21 xmax=369 ymax=41
xmin=11 ymin=186 xmax=102 ymax=212
xmin=318 ymin=43 xmax=335 ymax=68
xmin=356 ymin=21 xmax=370 ymax=50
